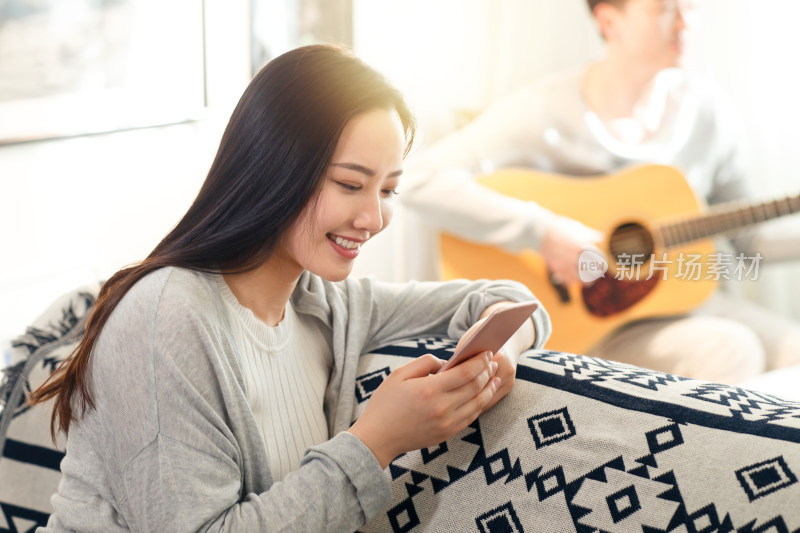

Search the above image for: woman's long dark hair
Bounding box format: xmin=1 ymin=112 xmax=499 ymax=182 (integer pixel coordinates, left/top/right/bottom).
xmin=29 ymin=44 xmax=415 ymax=438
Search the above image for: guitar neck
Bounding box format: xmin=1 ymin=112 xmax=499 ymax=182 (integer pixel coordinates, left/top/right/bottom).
xmin=658 ymin=193 xmax=800 ymax=249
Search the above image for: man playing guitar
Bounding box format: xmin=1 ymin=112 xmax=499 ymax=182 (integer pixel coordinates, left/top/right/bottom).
xmin=403 ymin=0 xmax=800 ymax=384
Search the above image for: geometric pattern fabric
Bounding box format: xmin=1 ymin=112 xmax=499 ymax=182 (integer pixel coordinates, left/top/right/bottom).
xmin=356 ymin=338 xmax=800 ymax=532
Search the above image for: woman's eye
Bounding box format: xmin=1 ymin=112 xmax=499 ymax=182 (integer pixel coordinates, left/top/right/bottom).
xmin=382 ymin=189 xmax=399 ymax=197
xmin=336 ymin=181 xmax=361 ymax=192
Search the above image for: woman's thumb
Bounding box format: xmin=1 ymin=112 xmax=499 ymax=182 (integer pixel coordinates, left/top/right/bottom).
xmin=394 ymin=353 xmax=445 ymax=378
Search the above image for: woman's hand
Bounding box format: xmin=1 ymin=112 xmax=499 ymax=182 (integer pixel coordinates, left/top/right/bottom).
xmin=349 ymin=352 xmax=499 ymax=469
xmin=454 ymin=301 xmax=536 ymax=411
xmin=484 ymin=345 xmax=518 ymax=411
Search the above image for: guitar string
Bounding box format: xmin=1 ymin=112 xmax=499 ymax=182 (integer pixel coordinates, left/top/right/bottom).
xmin=607 ymin=194 xmax=800 ymax=251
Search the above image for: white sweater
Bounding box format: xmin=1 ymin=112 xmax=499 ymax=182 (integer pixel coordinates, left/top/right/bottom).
xmin=218 ymin=276 xmax=331 ymax=481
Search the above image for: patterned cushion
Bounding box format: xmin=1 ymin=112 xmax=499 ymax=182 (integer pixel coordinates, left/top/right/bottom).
xmin=0 ymin=286 xmax=97 ymax=532
xmin=5 ymin=290 xmax=800 ymax=532
xmin=355 ymin=337 xmax=800 ymax=532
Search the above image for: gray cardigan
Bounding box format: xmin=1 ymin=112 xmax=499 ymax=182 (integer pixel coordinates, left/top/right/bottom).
xmin=41 ymin=267 xmax=550 ymax=532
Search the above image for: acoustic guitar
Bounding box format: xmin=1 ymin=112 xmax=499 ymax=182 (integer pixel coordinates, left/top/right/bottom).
xmin=439 ymin=165 xmax=800 ymax=353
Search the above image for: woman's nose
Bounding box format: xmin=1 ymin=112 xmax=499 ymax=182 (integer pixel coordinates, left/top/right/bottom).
xmin=354 ymin=193 xmax=384 ymax=234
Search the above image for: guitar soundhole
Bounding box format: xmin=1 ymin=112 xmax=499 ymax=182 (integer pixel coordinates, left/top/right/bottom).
xmin=583 ymin=222 xmax=659 ymax=318
xmin=608 ymin=222 xmax=654 ymax=260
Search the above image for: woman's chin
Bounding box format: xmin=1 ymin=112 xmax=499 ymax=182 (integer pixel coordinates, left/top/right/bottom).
xmin=313 ymin=267 xmax=353 ymax=283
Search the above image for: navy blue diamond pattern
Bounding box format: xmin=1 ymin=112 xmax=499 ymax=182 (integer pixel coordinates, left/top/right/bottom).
xmin=736 ymin=456 xmax=798 ymax=502
xmin=528 ymin=407 xmax=576 ymax=449
xmin=387 ymin=497 xmax=421 ymax=533
xmin=420 ymin=443 xmax=448 ymax=464
xmin=483 ymin=449 xmax=512 ymax=485
xmin=687 ymin=504 xmax=722 ymax=533
xmin=355 ymin=367 xmax=391 ymax=403
xmin=685 ymin=383 xmax=800 ymax=423
xmin=533 ymin=350 xmax=689 ymax=390
xmin=644 ymin=423 xmax=684 ymax=459
xmin=355 ymin=341 xmax=800 ymax=532
xmin=607 ymin=485 xmax=641 ymax=523
xmin=476 ymin=502 xmax=524 ymax=533
xmin=525 ymin=465 xmax=566 ymax=500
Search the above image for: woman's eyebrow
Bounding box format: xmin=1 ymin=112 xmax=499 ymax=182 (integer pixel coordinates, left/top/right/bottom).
xmin=332 ymin=162 xmax=403 ymax=178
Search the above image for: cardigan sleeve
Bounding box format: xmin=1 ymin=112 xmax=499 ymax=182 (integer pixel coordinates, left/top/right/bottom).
xmin=119 ymin=431 xmax=388 ymax=532
xmin=343 ymin=277 xmax=551 ymax=355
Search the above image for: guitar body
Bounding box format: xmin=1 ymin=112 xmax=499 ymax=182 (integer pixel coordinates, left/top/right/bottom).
xmin=439 ymin=165 xmax=718 ymax=354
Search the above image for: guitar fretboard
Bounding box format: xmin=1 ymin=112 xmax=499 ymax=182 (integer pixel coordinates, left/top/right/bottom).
xmin=658 ymin=193 xmax=800 ymax=249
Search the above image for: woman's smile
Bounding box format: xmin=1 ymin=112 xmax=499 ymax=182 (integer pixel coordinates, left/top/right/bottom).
xmin=327 ymin=232 xmax=364 ymax=258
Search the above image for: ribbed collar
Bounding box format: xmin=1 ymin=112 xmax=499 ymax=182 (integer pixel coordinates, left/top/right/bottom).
xmin=216 ymin=274 xmax=291 ymax=351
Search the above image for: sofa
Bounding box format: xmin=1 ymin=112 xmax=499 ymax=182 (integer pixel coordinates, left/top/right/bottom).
xmin=2 ymin=284 xmax=799 ymax=532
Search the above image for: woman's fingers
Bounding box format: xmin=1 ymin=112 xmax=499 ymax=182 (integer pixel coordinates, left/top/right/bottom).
xmin=445 ymin=360 xmax=498 ymax=404
xmin=348 ymin=351 xmax=505 ymax=468
xmin=434 ymin=352 xmax=500 ymax=431
xmin=392 ymin=353 xmax=445 ymax=379
xmin=480 ymin=349 xmax=517 ymax=410
xmin=437 ymin=350 xmax=495 ymax=392
xmin=451 ymin=374 xmax=501 ymax=431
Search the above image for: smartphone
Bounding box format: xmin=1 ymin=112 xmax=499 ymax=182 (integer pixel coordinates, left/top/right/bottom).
xmin=437 ymin=300 xmax=539 ymax=374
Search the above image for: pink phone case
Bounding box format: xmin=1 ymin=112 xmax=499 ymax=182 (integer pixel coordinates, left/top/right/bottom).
xmin=437 ymin=300 xmax=539 ymax=374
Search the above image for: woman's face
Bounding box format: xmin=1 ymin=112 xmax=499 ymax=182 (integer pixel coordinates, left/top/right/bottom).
xmin=280 ymin=107 xmax=406 ymax=282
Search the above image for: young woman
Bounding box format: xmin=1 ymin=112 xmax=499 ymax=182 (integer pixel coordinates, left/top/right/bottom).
xmin=30 ymin=45 xmax=550 ymax=532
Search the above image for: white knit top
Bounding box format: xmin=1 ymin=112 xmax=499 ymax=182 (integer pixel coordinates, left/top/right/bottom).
xmin=217 ymin=276 xmax=332 ymax=481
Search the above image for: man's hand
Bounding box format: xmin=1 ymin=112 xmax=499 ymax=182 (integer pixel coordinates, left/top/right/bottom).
xmin=540 ymin=216 xmax=603 ymax=284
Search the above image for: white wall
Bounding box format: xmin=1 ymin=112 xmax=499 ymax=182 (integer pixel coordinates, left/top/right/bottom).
xmin=684 ymin=1 xmax=800 ymax=319
xmin=0 ymin=1 xmax=251 ymax=352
